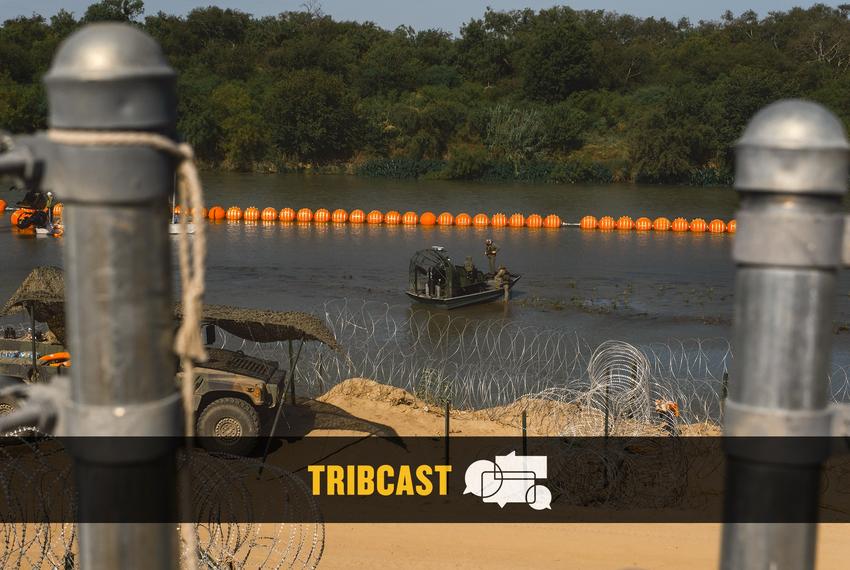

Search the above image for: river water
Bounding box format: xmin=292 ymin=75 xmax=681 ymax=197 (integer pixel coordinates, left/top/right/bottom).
xmin=3 ymin=173 xmax=850 ymax=373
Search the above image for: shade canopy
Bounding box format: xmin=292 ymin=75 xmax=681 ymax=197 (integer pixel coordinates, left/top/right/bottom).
xmin=1 ymin=266 xmax=66 ymax=343
xmin=177 ymin=303 xmax=342 ymax=351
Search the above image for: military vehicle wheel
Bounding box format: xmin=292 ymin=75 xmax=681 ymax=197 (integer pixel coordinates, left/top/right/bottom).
xmin=196 ymin=397 xmax=260 ymax=456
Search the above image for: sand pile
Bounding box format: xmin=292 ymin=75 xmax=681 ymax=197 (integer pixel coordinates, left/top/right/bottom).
xmin=313 ymin=378 xmax=721 ymax=437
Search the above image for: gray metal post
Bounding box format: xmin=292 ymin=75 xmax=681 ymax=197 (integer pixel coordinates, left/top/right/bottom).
xmin=721 ymin=100 xmax=849 ymax=570
xmin=43 ymin=24 xmax=181 ymax=569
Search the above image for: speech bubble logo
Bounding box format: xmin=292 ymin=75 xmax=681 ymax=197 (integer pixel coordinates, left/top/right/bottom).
xmin=464 ymin=451 xmax=551 ymax=511
xmin=464 ymin=459 xmax=501 ymax=497
xmin=527 ymin=484 xmax=552 ymax=510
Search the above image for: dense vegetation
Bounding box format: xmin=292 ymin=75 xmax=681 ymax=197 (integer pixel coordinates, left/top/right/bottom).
xmin=4 ymin=1 xmax=850 ymax=184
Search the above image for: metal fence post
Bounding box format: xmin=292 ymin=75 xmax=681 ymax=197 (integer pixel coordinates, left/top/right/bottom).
xmin=43 ymin=24 xmax=182 ymax=568
xmin=721 ymin=100 xmax=849 ymax=569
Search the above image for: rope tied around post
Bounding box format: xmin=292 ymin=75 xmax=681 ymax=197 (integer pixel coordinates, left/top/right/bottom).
xmin=46 ymin=129 xmax=207 ymax=428
xmin=47 ymin=128 xmax=205 ymax=569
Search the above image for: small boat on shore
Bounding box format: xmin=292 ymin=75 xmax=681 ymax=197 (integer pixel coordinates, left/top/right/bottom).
xmin=406 ymin=246 xmax=520 ymax=309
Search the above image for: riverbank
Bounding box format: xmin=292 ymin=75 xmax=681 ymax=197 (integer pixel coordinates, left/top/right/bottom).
xmin=202 ymin=156 xmax=733 ymax=187
xmin=279 ymin=377 xmax=721 ymax=437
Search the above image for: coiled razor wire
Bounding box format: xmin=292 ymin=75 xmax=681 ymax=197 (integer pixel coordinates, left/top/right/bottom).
xmin=0 ymin=431 xmax=324 ymax=569
xmin=207 ymin=298 xmax=850 ymax=432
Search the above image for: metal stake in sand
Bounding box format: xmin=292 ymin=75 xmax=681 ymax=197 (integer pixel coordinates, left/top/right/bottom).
xmin=521 ymin=410 xmax=527 ymax=455
xmin=444 ymin=400 xmax=451 ymax=465
xmin=721 ymin=100 xmax=849 ymax=570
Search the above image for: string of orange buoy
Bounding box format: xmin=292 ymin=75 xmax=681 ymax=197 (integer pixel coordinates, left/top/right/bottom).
xmin=174 ymin=206 xmax=736 ymax=233
xmin=197 ymin=207 xmax=566 ymax=228
xmin=578 ymin=215 xmax=735 ymax=233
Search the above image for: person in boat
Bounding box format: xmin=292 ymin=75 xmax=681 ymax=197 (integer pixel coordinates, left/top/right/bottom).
xmin=464 ymin=256 xmax=475 ymax=279
xmin=485 ymin=239 xmax=499 ymax=273
xmin=494 ymin=265 xmax=510 ymax=285
xmin=16 ymin=189 xmax=54 ymax=232
xmin=45 ymin=191 xmax=55 ymax=225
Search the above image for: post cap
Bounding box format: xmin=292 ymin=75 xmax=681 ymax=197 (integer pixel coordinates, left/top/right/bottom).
xmin=44 ymin=23 xmax=176 ymax=131
xmin=735 ymin=99 xmax=850 ymax=195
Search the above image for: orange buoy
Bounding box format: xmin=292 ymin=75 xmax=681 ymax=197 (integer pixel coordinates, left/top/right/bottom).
xmin=261 ymin=207 xmax=278 ymax=221
xmin=727 ymin=219 xmax=736 ymax=233
xmin=653 ymin=217 xmax=671 ymax=231
xmin=473 ymin=213 xmax=489 ymax=227
xmin=689 ymin=218 xmax=707 ymax=232
xmin=0 ymin=199 xmax=6 ymax=213
xmin=279 ymin=207 xmax=296 ymax=222
xmin=671 ymin=217 xmax=689 ymax=232
xmin=579 ymin=215 xmax=597 ymax=230
xmin=509 ymin=213 xmax=525 ymax=228
xmin=708 ymin=219 xmax=726 ymax=233
xmin=437 ymin=212 xmax=454 ymax=226
xmin=244 ymin=207 xmax=260 ymax=222
xmin=209 ymin=206 xmax=225 ymax=220
xmin=315 ymin=208 xmax=331 ymax=223
xmin=544 ymin=214 xmax=562 ymax=228
xmin=296 ymin=208 xmax=313 ymax=223
xmin=420 ymin=211 xmax=437 ymax=226
xmin=367 ymin=210 xmax=383 ymax=224
xmin=173 ymin=205 xmax=182 ymax=216
xmin=52 ymin=202 xmax=63 ymax=219
xmin=226 ymin=206 xmax=242 ymax=221
xmin=349 ymin=209 xmax=365 ymax=223
xmin=634 ymin=217 xmax=652 ymax=231
xmin=598 ymin=216 xmax=615 ymax=230
xmin=331 ymin=208 xmax=348 ymax=223
xmin=402 ymin=211 xmax=418 ymax=225
xmin=385 ymin=210 xmax=401 ymax=224
xmin=491 ymin=213 xmax=507 ymax=227
xmin=455 ymin=213 xmax=472 ymax=226
xmin=10 ymin=209 xmax=21 ymax=226
xmin=616 ymin=215 xmax=634 ymax=230
xmin=526 ymin=214 xmax=543 ymax=228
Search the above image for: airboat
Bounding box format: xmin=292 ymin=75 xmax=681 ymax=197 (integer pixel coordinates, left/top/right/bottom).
xmin=406 ymin=246 xmax=520 ymax=310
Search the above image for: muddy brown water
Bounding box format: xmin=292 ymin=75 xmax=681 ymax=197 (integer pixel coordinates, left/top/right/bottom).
xmin=3 ymin=173 xmax=850 ymax=370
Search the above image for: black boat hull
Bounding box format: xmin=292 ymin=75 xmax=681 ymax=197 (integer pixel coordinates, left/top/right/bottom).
xmin=406 ymin=276 xmax=521 ymax=309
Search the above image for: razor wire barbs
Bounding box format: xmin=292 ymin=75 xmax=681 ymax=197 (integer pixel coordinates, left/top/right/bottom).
xmin=203 ymin=297 xmax=850 ymax=432
xmin=0 ymin=433 xmax=325 ymax=570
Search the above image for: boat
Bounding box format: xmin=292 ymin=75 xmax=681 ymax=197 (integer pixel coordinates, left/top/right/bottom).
xmin=168 ymin=222 xmax=195 ymax=235
xmin=406 ymin=246 xmax=521 ymax=309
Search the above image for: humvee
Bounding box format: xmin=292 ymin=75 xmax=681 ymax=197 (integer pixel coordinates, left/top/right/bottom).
xmin=0 ymin=268 xmax=342 ymax=455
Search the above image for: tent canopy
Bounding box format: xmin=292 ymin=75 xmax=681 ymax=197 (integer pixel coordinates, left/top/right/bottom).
xmin=178 ymin=303 xmax=343 ymax=351
xmin=0 ymin=266 xmax=66 ymax=343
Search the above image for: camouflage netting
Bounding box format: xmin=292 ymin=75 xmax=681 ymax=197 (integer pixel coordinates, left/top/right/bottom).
xmin=178 ymin=304 xmax=343 ymax=351
xmin=0 ymin=266 xmax=66 ymax=344
xmin=1 ymin=268 xmax=342 ymax=354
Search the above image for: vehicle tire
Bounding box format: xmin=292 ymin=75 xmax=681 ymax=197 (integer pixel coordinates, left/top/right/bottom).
xmin=196 ymin=397 xmax=260 ymax=456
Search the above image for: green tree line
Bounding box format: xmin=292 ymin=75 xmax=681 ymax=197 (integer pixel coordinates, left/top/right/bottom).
xmin=4 ymin=1 xmax=850 ymax=184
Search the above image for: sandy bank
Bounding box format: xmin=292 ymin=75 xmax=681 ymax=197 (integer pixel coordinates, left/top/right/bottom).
xmin=285 ymin=379 xmax=846 ymax=569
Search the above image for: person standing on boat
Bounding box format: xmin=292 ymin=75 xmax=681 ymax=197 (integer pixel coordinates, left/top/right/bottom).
xmin=485 ymin=239 xmax=499 ymax=274
xmin=45 ymin=191 xmax=55 ymax=226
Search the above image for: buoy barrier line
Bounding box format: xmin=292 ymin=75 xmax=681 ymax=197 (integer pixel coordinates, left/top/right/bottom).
xmin=182 ymin=206 xmax=735 ymax=233
xmin=578 ymin=214 xmax=736 ymax=234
